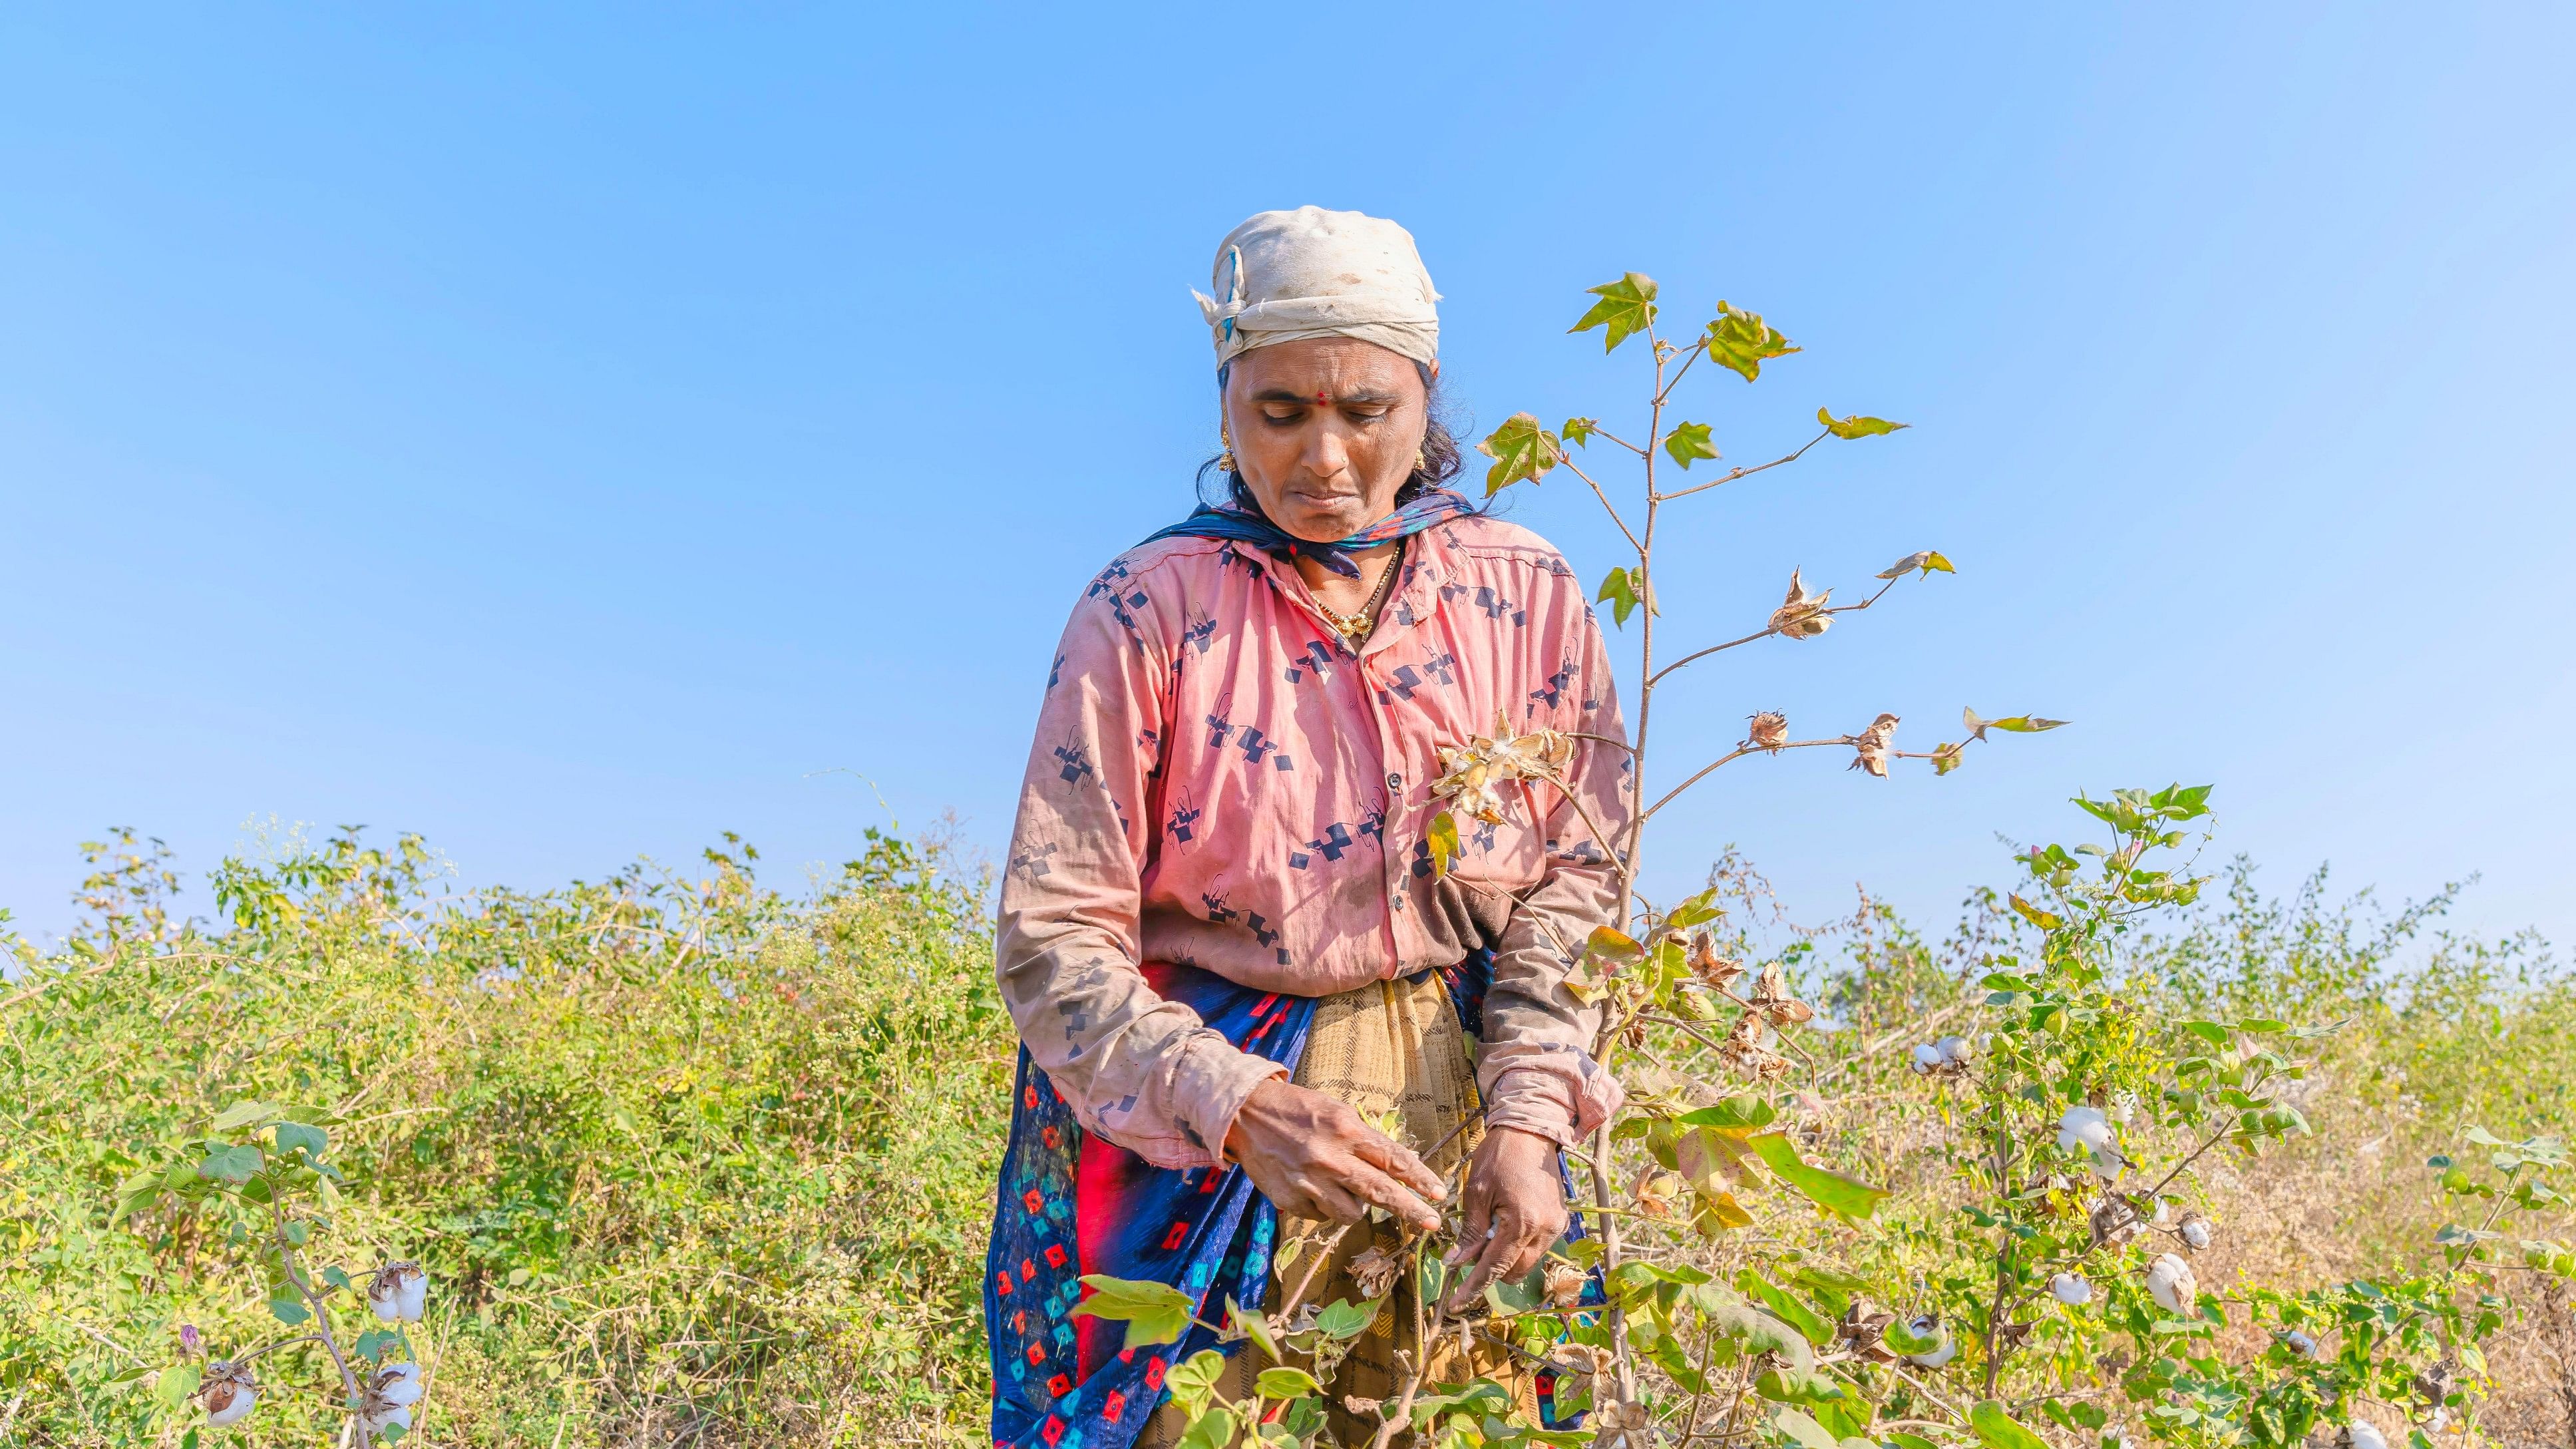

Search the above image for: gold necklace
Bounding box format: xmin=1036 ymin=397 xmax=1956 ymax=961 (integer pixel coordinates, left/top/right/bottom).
xmin=1322 ymin=542 xmax=1405 ymax=646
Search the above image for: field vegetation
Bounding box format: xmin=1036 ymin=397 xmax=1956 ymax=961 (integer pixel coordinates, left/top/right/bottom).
xmin=0 ymin=811 xmax=2567 ymax=1446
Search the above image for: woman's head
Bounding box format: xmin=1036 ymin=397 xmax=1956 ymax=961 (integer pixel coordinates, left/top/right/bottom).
xmin=1192 ymin=207 xmax=1459 ymax=542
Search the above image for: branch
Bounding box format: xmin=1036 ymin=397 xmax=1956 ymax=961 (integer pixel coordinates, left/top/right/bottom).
xmin=1653 ymin=428 xmax=1832 ymax=503
xmin=1642 ymin=738 xmax=1855 ymax=821
xmin=1554 ymin=454 xmax=1642 ymax=555
xmin=1581 ymin=425 xmax=1651 ymax=458
xmin=1646 ymin=576 xmax=1905 ymax=687
xmin=1654 ymin=339 xmax=1709 ymax=405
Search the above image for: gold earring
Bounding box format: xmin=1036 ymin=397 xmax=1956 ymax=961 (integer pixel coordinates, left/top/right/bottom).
xmin=1413 ymin=445 xmax=1427 ymax=471
xmin=1218 ymin=424 xmax=1237 ymax=474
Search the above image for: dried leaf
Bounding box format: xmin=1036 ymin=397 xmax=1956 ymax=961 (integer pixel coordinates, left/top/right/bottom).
xmin=1849 ymin=713 xmax=1897 ymax=777
xmin=1875 ymin=550 xmax=1954 ymax=579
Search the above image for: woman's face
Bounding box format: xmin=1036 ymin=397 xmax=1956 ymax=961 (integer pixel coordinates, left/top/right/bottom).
xmin=1222 ymin=337 xmax=1429 ymax=542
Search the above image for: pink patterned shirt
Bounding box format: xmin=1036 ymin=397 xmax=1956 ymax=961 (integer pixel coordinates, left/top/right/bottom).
xmin=996 ymin=512 xmax=1631 ymax=1171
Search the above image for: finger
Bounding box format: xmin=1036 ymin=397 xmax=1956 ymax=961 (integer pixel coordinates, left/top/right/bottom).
xmin=1444 ymin=1155 xmax=1498 ymax=1265
xmin=1501 ymin=1217 xmax=1555 ymax=1281
xmin=1351 ymin=1132 xmax=1447 ymax=1201
xmin=1298 ymin=1173 xmax=1372 ymax=1226
xmin=1340 ymin=1160 xmax=1441 ymax=1231
xmin=1445 ymin=1215 xmax=1523 ymax=1310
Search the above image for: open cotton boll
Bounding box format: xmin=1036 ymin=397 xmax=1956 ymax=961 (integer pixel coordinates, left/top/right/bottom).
xmin=1910 ymin=1042 xmax=1944 ymax=1074
xmin=370 ymin=1261 xmax=429 ymax=1323
xmin=1934 ymin=1034 xmax=1974 ymax=1064
xmin=2283 ymin=1329 xmax=2318 ymax=1357
xmin=202 ymin=1361 xmax=258 ymax=1426
xmin=2048 ymin=1273 xmax=2093 ymax=1305
xmin=2056 ymin=1106 xmax=2114 ymax=1154
xmin=2340 ymin=1421 xmax=2388 ymax=1449
xmin=2179 ymin=1211 xmax=2214 ymax=1251
xmin=2147 ymin=1253 xmax=2198 ymax=1313
xmin=372 ymin=1361 xmax=423 ymax=1407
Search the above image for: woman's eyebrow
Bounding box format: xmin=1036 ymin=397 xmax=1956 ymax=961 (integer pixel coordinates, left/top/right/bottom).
xmin=1249 ymin=386 xmax=1405 ymax=405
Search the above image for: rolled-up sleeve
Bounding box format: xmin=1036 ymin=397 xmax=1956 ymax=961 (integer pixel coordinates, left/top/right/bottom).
xmin=1475 ymin=610 xmax=1632 ymax=1145
xmin=996 ymin=579 xmax=1285 ymax=1170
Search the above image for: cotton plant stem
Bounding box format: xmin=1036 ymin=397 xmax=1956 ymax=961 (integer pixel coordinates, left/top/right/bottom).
xmin=272 ymin=1208 xmax=361 ymax=1403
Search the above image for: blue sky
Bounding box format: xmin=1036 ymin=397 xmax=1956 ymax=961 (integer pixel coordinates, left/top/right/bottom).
xmin=3 ymin=4 xmax=2570 ymax=954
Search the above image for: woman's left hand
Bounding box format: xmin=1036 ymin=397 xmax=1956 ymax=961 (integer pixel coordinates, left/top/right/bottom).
xmin=1441 ymin=1126 xmax=1568 ymax=1311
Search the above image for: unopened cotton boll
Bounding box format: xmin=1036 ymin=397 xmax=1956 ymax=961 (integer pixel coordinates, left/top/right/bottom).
xmin=2048 ymin=1273 xmax=2093 ymax=1305
xmin=1903 ymin=1313 xmax=1956 ymax=1368
xmin=2147 ymin=1253 xmax=2198 ymax=1314
xmin=2340 ymin=1421 xmax=2388 ymax=1449
xmin=2057 ymin=1106 xmax=2114 ymax=1154
xmin=2179 ymin=1211 xmax=2215 ymax=1251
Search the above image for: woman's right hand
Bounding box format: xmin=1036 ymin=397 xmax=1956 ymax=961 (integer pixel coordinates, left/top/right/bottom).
xmin=1224 ymin=1078 xmax=1447 ymax=1231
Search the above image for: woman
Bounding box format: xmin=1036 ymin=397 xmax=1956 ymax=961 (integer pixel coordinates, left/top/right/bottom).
xmin=986 ymin=206 xmax=1629 ymax=1448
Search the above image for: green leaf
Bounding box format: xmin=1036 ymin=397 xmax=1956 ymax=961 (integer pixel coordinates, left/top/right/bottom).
xmin=208 ymin=1100 xmax=275 ymax=1132
xmin=1314 ymin=1297 xmax=1379 ymax=1340
xmin=1426 ymin=811 xmax=1461 ymax=879
xmin=1165 ymin=1349 xmax=1230 ymax=1417
xmin=1704 ymin=301 xmax=1798 ymax=381
xmin=379 ymin=1425 xmax=408 ymax=1446
xmin=1984 ymin=716 xmax=2069 ymax=733
xmin=1678 ymin=1096 xmax=1777 ymax=1132
xmin=1223 ymin=1295 xmax=1279 ymax=1362
xmin=323 ymin=1265 xmax=353 ymax=1291
xmin=1476 ymin=412 xmax=1561 ymax=495
xmin=1561 ymin=416 xmax=1598 ymax=448
xmin=1595 ymin=566 xmax=1650 ymax=627
xmin=269 ymin=1296 xmax=311 ymax=1325
xmin=157 ymin=1361 xmax=201 ymax=1409
xmin=1775 ymin=1408 xmax=1842 ymax=1449
xmin=1972 ymin=1400 xmax=2050 ymax=1449
xmin=2181 ymin=1021 xmax=2230 ymax=1047
xmin=1256 ymin=1365 xmax=1322 ymax=1399
xmin=1662 ymin=421 xmax=1720 ymax=469
xmin=1748 ymin=1132 xmax=1887 ymax=1220
xmin=1069 ymin=1274 xmax=1197 ymax=1348
xmin=1817 ymin=407 xmax=1908 ymax=439
xmin=1569 ymin=272 xmax=1659 ymax=351
xmin=1739 ymin=1272 xmax=1835 ymax=1346
xmin=198 ymin=1144 xmax=264 ymax=1185
xmin=272 ymin=1122 xmax=327 ymax=1159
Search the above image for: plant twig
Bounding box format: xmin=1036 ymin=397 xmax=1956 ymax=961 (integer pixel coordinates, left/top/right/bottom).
xmin=1652 ymin=429 xmax=1831 ymax=503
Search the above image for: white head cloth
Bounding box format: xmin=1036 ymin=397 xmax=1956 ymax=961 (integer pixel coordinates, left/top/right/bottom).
xmin=1193 ymin=206 xmax=1441 ymax=369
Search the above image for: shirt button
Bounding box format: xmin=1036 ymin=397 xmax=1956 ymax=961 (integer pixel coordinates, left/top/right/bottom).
xmin=1386 ymin=771 xmax=1404 ymax=792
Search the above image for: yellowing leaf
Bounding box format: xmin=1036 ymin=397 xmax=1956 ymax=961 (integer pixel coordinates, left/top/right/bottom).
xmin=2007 ymin=893 xmax=2064 ymax=930
xmin=1931 ymin=741 xmax=1966 ymax=775
xmin=1662 ymin=420 xmax=1720 ymax=469
xmin=1569 ymin=272 xmax=1660 ymax=351
xmin=1475 ymin=412 xmax=1559 ymax=496
xmin=1984 ymin=716 xmax=2068 ymax=733
xmin=1817 ymin=407 xmax=1908 ymax=439
xmin=1584 ymin=925 xmax=1644 ymax=964
xmin=1875 ymin=550 xmax=1954 ymax=579
xmin=1704 ymin=301 xmax=1799 ymax=381
xmin=1425 ymin=811 xmax=1461 ymax=879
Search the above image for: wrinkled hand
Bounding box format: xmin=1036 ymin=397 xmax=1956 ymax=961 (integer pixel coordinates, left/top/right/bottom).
xmin=1442 ymin=1127 xmax=1566 ymax=1311
xmin=1225 ymin=1078 xmax=1445 ymax=1231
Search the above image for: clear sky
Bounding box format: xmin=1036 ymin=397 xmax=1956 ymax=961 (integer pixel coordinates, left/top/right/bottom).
xmin=3 ymin=4 xmax=2570 ymax=954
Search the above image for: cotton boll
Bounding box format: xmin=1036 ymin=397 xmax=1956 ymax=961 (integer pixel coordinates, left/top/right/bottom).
xmin=2340 ymin=1421 xmax=2388 ymax=1449
xmin=2152 ymin=1197 xmax=2173 ymax=1225
xmin=370 ymin=1261 xmax=430 ymax=1323
xmin=2423 ymin=1407 xmax=2448 ymax=1434
xmin=2048 ymin=1273 xmax=2093 ymax=1305
xmin=1911 ymin=1043 xmax=1945 ymax=1074
xmin=2283 ymin=1329 xmax=2318 ymax=1358
xmin=202 ymin=1361 xmax=258 ymax=1426
xmin=1935 ymin=1034 xmax=1974 ymax=1064
xmin=2057 ymin=1106 xmax=2114 ymax=1154
xmin=1903 ymin=1313 xmax=1956 ymax=1368
xmin=372 ymin=1361 xmax=423 ymax=1407
xmin=2179 ymin=1212 xmax=2214 ymax=1251
xmin=2147 ymin=1253 xmax=2198 ymax=1314
xmin=359 ymin=1400 xmax=415 ymax=1440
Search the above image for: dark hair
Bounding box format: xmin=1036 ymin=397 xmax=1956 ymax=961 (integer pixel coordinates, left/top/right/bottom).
xmin=1193 ymin=359 xmax=1471 ymax=514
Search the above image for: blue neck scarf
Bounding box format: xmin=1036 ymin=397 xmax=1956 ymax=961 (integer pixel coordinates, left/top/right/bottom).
xmin=1137 ymin=489 xmax=1475 ymax=578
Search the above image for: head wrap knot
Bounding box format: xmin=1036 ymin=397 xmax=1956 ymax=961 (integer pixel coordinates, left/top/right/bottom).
xmin=1191 ymin=206 xmax=1440 ymax=368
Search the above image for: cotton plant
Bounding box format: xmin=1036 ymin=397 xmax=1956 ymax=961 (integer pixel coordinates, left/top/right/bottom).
xmin=114 ymin=1102 xmax=435 ymax=1440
